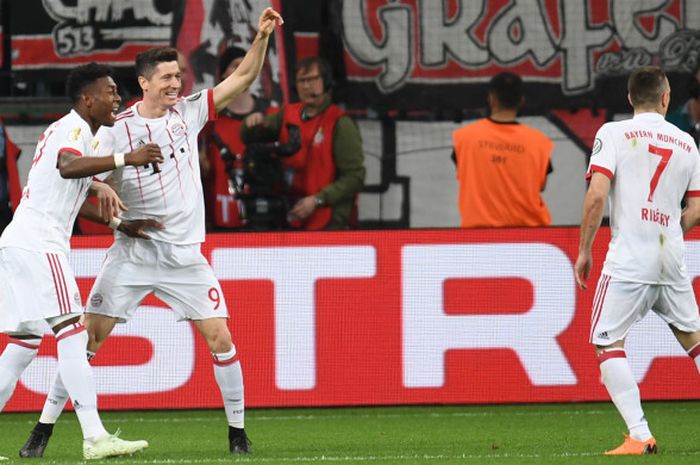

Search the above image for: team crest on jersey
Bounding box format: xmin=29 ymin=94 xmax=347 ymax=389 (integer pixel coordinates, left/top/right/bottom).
xmin=69 ymin=127 xmax=82 ymax=142
xmin=591 ymin=138 xmax=602 ymax=156
xmin=92 ymin=140 xmax=100 ymax=152
xmin=169 ymin=121 xmax=185 ymax=137
xmin=90 ymin=293 xmax=103 ymax=307
xmin=314 ymin=128 xmax=325 ymax=145
xmin=73 ymin=292 xmax=81 ymax=305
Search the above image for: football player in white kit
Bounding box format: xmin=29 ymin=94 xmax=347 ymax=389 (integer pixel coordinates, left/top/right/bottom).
xmin=19 ymin=7 xmax=284 ymax=458
xmin=0 ymin=63 xmax=164 ymax=460
xmin=576 ymin=66 xmax=700 ymax=455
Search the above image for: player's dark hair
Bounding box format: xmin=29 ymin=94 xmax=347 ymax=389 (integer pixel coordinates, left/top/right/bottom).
xmin=628 ymin=66 xmax=667 ymax=107
xmin=135 ymin=47 xmax=179 ymax=79
xmin=219 ymin=46 xmax=247 ymax=79
xmin=488 ymin=72 xmax=523 ymax=110
xmin=65 ymin=63 xmax=114 ymax=104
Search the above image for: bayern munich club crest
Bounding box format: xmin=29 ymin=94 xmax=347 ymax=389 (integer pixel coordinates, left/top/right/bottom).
xmin=168 ymin=121 xmax=185 ymax=137
xmin=90 ymin=293 xmax=104 ymax=307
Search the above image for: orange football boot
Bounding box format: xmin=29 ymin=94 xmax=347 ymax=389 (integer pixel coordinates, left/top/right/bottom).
xmin=605 ymin=434 xmax=657 ymax=455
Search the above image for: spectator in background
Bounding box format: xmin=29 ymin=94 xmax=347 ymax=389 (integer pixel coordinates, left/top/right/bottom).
xmin=201 ymin=46 xmax=274 ymax=229
xmin=667 ymin=65 xmax=700 ymax=144
xmin=0 ymin=122 xmax=22 ymax=233
xmin=241 ymin=56 xmax=365 ymax=230
xmin=452 ymin=72 xmax=553 ymax=228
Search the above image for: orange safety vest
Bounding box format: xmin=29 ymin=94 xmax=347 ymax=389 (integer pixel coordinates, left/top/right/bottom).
xmin=453 ymin=118 xmax=553 ymax=228
xmin=280 ymin=103 xmax=344 ymax=230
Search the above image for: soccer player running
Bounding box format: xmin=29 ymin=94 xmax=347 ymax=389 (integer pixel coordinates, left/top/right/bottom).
xmin=0 ymin=63 xmax=163 ymax=459
xmin=19 ymin=7 xmax=283 ymax=458
xmin=575 ymin=65 xmax=700 ymax=455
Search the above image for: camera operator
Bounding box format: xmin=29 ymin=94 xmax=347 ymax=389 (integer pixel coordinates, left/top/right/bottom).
xmin=201 ymin=46 xmax=274 ymax=229
xmin=241 ymin=56 xmax=365 ymax=230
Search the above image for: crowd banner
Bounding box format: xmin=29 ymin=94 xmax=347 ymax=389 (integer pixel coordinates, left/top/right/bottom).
xmin=10 ymin=0 xmax=173 ymax=70
xmin=336 ymin=0 xmax=700 ymax=111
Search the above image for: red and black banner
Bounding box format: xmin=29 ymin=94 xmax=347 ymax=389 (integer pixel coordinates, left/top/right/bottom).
xmin=332 ymin=0 xmax=700 ymax=112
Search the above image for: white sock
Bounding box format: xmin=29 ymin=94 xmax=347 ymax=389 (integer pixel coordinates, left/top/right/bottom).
xmin=55 ymin=324 xmax=107 ymax=441
xmin=688 ymin=342 xmax=700 ymax=373
xmin=39 ymin=371 xmax=69 ymax=424
xmin=212 ymin=346 xmax=245 ymax=428
xmin=599 ymin=349 xmax=653 ymax=441
xmin=39 ymin=350 xmax=95 ymax=424
xmin=0 ymin=338 xmax=41 ymax=411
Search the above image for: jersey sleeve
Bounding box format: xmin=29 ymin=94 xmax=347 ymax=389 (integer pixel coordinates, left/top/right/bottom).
xmin=182 ymin=88 xmax=216 ymax=131
xmin=586 ymin=124 xmax=616 ymax=181
xmin=57 ymin=124 xmax=88 ymax=158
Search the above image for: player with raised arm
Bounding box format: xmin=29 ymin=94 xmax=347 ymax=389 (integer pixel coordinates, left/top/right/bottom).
xmin=575 ymin=65 xmax=700 ymax=455
xmin=19 ymin=8 xmax=283 ymax=458
xmin=0 ymin=63 xmax=163 ymax=460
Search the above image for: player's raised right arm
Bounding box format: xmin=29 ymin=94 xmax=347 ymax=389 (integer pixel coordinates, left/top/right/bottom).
xmin=58 ymin=144 xmax=163 ymax=179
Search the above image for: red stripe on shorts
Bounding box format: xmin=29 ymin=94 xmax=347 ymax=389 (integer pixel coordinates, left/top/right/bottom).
xmin=46 ymin=254 xmax=68 ymax=314
xmin=589 ymin=274 xmax=611 ymax=342
xmin=51 ymin=254 xmax=72 ymax=315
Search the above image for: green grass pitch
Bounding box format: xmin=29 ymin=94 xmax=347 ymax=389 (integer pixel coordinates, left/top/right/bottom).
xmin=1 ymin=402 xmax=700 ymax=464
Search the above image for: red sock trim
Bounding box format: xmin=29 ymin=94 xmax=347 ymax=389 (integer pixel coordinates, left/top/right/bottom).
xmin=212 ymin=352 xmax=240 ymax=367
xmin=56 ymin=324 xmax=85 ymax=342
xmin=688 ymin=342 xmax=700 ymax=359
xmin=598 ymin=349 xmax=626 ymax=364
xmin=9 ymin=339 xmax=41 ymax=350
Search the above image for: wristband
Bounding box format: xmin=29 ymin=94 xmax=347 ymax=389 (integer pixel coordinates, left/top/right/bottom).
xmin=114 ymin=152 xmax=126 ymax=169
xmin=108 ymin=217 xmax=123 ymax=230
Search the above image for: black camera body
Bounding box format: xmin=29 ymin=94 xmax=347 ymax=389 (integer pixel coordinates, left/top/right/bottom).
xmin=213 ymin=124 xmax=301 ymax=229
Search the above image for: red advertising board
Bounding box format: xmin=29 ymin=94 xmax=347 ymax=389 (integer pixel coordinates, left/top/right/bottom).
xmin=3 ymin=227 xmax=700 ymax=412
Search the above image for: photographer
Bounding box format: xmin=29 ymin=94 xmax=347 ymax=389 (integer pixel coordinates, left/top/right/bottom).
xmin=201 ymin=46 xmax=274 ymax=229
xmin=241 ymin=56 xmax=365 ymax=230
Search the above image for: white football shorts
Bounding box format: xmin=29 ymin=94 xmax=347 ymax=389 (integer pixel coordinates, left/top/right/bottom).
xmin=589 ymin=273 xmax=700 ymax=345
xmin=85 ymin=238 xmax=229 ymax=322
xmin=0 ymin=247 xmax=82 ymax=336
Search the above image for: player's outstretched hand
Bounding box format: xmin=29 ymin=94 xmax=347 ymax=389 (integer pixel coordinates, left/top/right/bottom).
xmin=117 ymin=219 xmax=165 ymax=239
xmin=92 ymin=182 xmax=127 ymax=223
xmin=574 ymin=251 xmax=592 ymax=290
xmin=126 ymin=144 xmax=164 ymax=167
xmin=258 ymin=7 xmax=283 ymax=37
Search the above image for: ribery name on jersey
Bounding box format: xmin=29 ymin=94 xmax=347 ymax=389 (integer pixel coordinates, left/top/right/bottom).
xmin=641 ymin=207 xmax=671 ymax=227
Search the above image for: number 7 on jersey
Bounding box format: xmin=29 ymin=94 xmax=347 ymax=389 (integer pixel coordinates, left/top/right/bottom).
xmin=647 ymin=144 xmax=672 ymax=202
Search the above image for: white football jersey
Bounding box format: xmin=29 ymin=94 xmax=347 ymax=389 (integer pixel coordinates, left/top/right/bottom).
xmin=97 ymin=89 xmax=215 ymax=244
xmin=587 ymin=112 xmax=700 ymax=284
xmin=0 ymin=110 xmax=96 ymax=255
